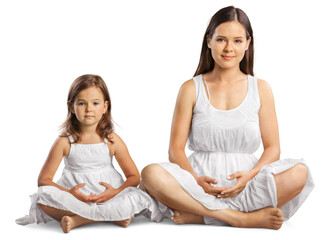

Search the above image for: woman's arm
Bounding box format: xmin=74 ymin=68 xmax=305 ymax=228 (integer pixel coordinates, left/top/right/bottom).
xmin=250 ymin=78 xmax=280 ymax=174
xmin=90 ymin=133 xmax=140 ymax=203
xmin=169 ymin=80 xmax=223 ymax=195
xmin=221 ymin=79 xmax=280 ymax=198
xmin=168 ymin=80 xmax=198 ymax=178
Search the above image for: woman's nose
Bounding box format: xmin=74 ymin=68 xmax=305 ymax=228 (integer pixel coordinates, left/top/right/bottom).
xmin=224 ymin=41 xmax=234 ymax=52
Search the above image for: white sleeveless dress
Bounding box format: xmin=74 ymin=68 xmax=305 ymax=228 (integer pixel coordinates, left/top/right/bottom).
xmin=158 ymin=74 xmax=314 ymax=225
xmin=16 ymin=136 xmax=163 ymax=225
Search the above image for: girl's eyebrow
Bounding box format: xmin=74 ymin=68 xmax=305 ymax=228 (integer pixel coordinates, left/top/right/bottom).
xmin=76 ymin=98 xmax=101 ymax=101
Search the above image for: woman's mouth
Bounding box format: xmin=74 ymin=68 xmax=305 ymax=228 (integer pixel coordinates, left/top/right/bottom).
xmin=222 ymin=55 xmax=234 ymax=60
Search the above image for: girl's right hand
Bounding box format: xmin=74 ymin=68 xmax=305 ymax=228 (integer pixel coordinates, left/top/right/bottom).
xmin=196 ymin=176 xmax=226 ymax=197
xmin=69 ymin=183 xmax=92 ymax=203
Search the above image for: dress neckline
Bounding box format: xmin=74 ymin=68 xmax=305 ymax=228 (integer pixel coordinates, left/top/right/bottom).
xmin=200 ymin=74 xmax=250 ymax=112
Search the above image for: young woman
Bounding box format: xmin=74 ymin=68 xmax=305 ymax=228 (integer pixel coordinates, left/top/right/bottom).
xmin=141 ymin=6 xmax=314 ymax=230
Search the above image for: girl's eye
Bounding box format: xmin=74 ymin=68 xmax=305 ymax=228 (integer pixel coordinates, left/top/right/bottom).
xmin=78 ymin=102 xmax=85 ymax=106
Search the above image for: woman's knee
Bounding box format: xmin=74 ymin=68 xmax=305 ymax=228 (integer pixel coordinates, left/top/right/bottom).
xmin=292 ymin=163 xmax=308 ymax=191
xmin=141 ymin=164 xmax=165 ymax=186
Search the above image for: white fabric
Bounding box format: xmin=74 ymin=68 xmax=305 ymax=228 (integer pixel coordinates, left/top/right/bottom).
xmin=158 ymin=74 xmax=314 ymax=225
xmin=16 ymin=138 xmax=164 ymax=225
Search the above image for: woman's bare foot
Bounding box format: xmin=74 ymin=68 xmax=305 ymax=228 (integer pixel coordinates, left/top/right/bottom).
xmin=60 ymin=215 xmax=97 ymax=233
xmin=171 ymin=210 xmax=204 ymax=224
xmin=112 ymin=216 xmax=134 ymax=228
xmin=60 ymin=216 xmax=74 ymax=233
xmin=237 ymin=207 xmax=284 ymax=230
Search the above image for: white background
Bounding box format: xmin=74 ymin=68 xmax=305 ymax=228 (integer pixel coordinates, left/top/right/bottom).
xmin=1 ymin=0 xmax=325 ymax=239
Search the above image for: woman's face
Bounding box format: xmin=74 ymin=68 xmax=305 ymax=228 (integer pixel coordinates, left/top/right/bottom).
xmin=207 ymin=20 xmax=251 ymax=70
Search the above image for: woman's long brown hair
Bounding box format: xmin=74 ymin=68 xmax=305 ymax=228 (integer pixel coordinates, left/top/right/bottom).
xmin=194 ymin=6 xmax=254 ymax=76
xmin=60 ymin=74 xmax=113 ymax=143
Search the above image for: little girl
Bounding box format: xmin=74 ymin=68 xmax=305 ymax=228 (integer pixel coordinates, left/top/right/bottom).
xmin=16 ymin=74 xmax=163 ymax=233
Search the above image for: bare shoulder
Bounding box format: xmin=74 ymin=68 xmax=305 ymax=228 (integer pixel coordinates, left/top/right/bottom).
xmin=177 ymin=79 xmax=196 ymax=106
xmin=107 ymin=132 xmax=126 ymax=156
xmin=180 ymin=79 xmax=195 ymax=95
xmin=257 ymin=78 xmax=274 ymax=102
xmin=55 ymin=136 xmax=71 ymax=157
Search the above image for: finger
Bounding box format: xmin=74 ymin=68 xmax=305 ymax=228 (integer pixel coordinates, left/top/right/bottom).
xmin=202 ymin=176 xmax=218 ymax=185
xmin=74 ymin=183 xmax=86 ymax=190
xmin=90 ymin=192 xmax=105 ymax=201
xmin=221 ymin=185 xmax=238 ymax=195
xmin=94 ymin=197 xmax=106 ymax=203
xmin=222 ymin=188 xmax=243 ymax=198
xmin=206 ymin=186 xmax=223 ymax=195
xmin=227 ymin=172 xmax=241 ymax=181
xmin=99 ymin=182 xmax=112 ymax=189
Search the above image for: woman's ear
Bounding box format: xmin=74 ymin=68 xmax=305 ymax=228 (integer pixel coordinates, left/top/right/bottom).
xmin=207 ymin=37 xmax=212 ymax=49
xmin=245 ymin=36 xmax=251 ymax=51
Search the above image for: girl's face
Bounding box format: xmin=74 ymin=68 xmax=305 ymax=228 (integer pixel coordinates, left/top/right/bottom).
xmin=72 ymin=86 xmax=108 ymax=129
xmin=207 ymin=20 xmax=251 ymax=71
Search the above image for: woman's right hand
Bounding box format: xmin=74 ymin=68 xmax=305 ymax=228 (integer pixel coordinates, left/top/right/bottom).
xmin=196 ymin=176 xmax=226 ymax=197
xmin=69 ymin=183 xmax=93 ymax=203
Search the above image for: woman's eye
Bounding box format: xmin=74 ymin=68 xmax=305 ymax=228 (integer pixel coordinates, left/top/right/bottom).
xmin=235 ymin=39 xmax=242 ymax=43
xmin=216 ymin=38 xmax=224 ymax=42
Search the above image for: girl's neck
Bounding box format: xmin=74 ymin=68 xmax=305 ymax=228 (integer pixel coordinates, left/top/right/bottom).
xmin=78 ymin=125 xmax=102 ymax=144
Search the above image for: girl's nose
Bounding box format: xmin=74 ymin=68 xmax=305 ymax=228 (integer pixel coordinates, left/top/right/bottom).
xmin=86 ymin=105 xmax=92 ymax=112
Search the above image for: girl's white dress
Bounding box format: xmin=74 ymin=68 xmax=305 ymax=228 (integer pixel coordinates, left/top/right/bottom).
xmin=16 ymin=136 xmax=163 ymax=225
xmin=157 ymin=74 xmax=314 ymax=225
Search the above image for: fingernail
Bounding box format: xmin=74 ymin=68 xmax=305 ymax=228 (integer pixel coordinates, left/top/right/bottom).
xmin=217 ymin=195 xmax=221 ymax=198
xmin=227 ymin=176 xmax=231 ymax=180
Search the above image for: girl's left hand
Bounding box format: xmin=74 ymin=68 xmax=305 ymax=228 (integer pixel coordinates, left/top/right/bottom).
xmin=219 ymin=171 xmax=253 ymax=198
xmin=90 ymin=182 xmax=119 ymax=203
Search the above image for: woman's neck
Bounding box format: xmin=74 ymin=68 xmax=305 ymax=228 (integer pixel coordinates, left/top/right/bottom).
xmin=205 ymin=65 xmax=246 ymax=84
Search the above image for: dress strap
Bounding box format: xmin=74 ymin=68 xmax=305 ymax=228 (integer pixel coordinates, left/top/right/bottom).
xmin=249 ymin=75 xmax=261 ymax=110
xmin=68 ymin=135 xmax=74 ymax=143
xmin=202 ymin=77 xmax=211 ymax=100
xmin=104 ymin=138 xmax=108 ymax=143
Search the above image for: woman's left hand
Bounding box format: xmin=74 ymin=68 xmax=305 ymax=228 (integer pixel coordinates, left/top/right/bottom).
xmin=219 ymin=171 xmax=253 ymax=198
xmin=90 ymin=182 xmax=119 ymax=203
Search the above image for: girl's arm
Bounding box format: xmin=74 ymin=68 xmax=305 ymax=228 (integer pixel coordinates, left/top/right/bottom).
xmin=38 ymin=137 xmax=91 ymax=202
xmin=38 ymin=137 xmax=70 ymax=191
xmin=110 ymin=132 xmax=140 ymax=191
xmin=169 ymin=80 xmax=224 ymax=195
xmin=221 ymin=79 xmax=280 ymax=198
xmin=90 ymin=133 xmax=140 ymax=203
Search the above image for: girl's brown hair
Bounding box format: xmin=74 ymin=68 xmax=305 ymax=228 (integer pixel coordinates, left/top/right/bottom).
xmin=194 ymin=6 xmax=254 ymax=76
xmin=60 ymin=74 xmax=113 ymax=143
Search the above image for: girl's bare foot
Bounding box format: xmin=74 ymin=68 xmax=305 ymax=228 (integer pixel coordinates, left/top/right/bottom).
xmin=171 ymin=210 xmax=204 ymax=224
xmin=112 ymin=216 xmax=134 ymax=228
xmin=237 ymin=207 xmax=284 ymax=230
xmin=60 ymin=215 xmax=98 ymax=233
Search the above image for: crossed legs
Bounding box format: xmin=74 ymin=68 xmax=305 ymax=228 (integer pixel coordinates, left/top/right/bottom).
xmin=141 ymin=163 xmax=308 ymax=229
xmin=38 ymin=204 xmax=133 ymax=233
